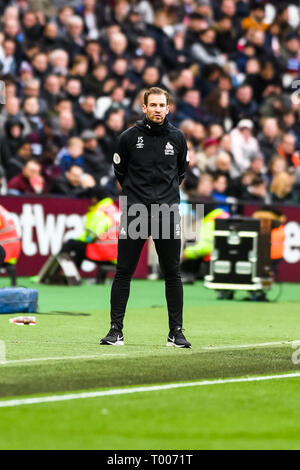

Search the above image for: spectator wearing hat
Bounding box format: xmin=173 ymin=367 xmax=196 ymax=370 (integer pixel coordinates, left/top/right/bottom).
xmin=230 ymin=119 xmax=260 ymax=177
xmin=196 ymin=137 xmax=220 ymax=173
xmin=81 ymin=129 xmax=110 ymax=182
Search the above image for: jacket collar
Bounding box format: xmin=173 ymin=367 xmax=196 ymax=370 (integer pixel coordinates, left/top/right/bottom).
xmin=141 ymin=115 xmax=169 ymax=136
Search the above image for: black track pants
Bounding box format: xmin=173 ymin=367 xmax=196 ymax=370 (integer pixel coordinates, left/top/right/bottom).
xmin=110 ymin=212 xmax=183 ymax=331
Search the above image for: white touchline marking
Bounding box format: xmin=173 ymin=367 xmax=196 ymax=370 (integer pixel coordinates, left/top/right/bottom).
xmin=0 ymin=339 xmax=297 ymax=366
xmin=0 ymin=341 xmax=6 ymax=364
xmin=0 ymin=372 xmax=300 ymax=409
xmin=203 ymin=340 xmax=296 ymax=350
xmin=0 ymin=354 xmax=128 ymax=365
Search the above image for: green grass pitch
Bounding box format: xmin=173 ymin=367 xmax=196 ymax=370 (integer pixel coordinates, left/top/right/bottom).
xmin=0 ymin=278 xmax=300 ymax=450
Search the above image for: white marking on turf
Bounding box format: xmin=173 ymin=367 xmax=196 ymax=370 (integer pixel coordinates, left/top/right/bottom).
xmin=203 ymin=340 xmax=295 ymax=350
xmin=0 ymin=354 xmax=128 ymax=364
xmin=0 ymin=341 xmax=6 ymax=364
xmin=0 ymin=372 xmax=300 ymax=409
xmin=0 ymin=339 xmax=297 ymax=366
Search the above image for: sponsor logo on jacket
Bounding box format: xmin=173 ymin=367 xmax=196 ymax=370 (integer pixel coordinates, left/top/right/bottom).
xmin=165 ymin=142 xmax=174 ymax=155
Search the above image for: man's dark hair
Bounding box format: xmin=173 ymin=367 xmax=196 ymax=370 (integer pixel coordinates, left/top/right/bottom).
xmin=143 ymin=87 xmax=169 ymax=106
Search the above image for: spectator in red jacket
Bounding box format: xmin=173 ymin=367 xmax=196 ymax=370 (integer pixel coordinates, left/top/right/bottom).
xmin=7 ymin=159 xmax=45 ymax=195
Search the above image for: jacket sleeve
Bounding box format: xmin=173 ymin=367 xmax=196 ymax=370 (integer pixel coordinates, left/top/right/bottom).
xmin=113 ymin=132 xmax=128 ymax=186
xmin=177 ymin=132 xmax=189 ymax=184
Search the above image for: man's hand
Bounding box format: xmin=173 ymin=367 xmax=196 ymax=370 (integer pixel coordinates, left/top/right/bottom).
xmin=81 ymin=174 xmax=96 ymax=188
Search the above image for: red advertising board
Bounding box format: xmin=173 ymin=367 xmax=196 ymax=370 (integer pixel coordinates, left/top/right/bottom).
xmin=0 ymin=196 xmax=148 ymax=278
xmin=244 ymin=205 xmax=300 ymax=283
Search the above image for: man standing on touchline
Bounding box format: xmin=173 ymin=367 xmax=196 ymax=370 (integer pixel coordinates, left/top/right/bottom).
xmin=100 ymin=87 xmax=191 ymax=348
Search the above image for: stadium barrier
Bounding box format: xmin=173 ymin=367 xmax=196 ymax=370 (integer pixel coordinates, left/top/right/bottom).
xmin=0 ymin=196 xmax=299 ymax=282
xmin=0 ymin=196 xmax=148 ymax=279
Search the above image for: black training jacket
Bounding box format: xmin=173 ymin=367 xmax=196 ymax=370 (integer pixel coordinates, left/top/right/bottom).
xmin=113 ymin=116 xmax=189 ymax=206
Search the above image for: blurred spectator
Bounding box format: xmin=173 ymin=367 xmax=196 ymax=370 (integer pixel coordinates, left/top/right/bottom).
xmin=190 ymin=27 xmax=225 ymax=65
xmin=7 ymin=158 xmax=45 ymax=195
xmin=248 ymin=151 xmax=267 ymax=179
xmin=61 ymin=15 xmax=85 ymax=60
xmin=229 ymin=84 xmax=258 ymax=125
xmin=212 ymin=172 xmax=229 ymax=209
xmin=49 ymin=163 xmax=96 ymax=197
xmin=240 ymin=175 xmax=270 ymax=203
xmin=5 ymin=139 xmax=32 ymax=181
xmin=0 ymin=96 xmax=30 ymax=138
xmin=276 ymin=133 xmax=300 ymax=168
xmin=270 ymin=171 xmax=299 ymax=204
xmin=0 ymin=119 xmax=25 ymax=171
xmin=257 ymin=117 xmax=281 ymax=164
xmin=242 ymin=1 xmax=268 ymax=32
xmin=177 ymin=88 xmax=210 ymax=124
xmin=230 ymin=119 xmax=260 ymax=177
xmin=76 ymin=95 xmax=97 ymax=130
xmin=0 ymin=0 xmax=298 ymax=208
xmin=196 ymin=172 xmax=214 ymax=201
xmin=196 ymin=136 xmax=220 ymax=172
xmin=81 ymin=129 xmax=110 ymax=182
xmin=266 ymin=155 xmax=287 ymax=185
xmin=59 ymin=137 xmax=85 ymax=173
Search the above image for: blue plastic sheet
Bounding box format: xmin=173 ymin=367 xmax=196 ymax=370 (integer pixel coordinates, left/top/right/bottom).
xmin=0 ymin=288 xmax=38 ymax=314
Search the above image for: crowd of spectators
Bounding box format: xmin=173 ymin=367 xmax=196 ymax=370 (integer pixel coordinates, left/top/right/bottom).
xmin=0 ymin=0 xmax=300 ymax=207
